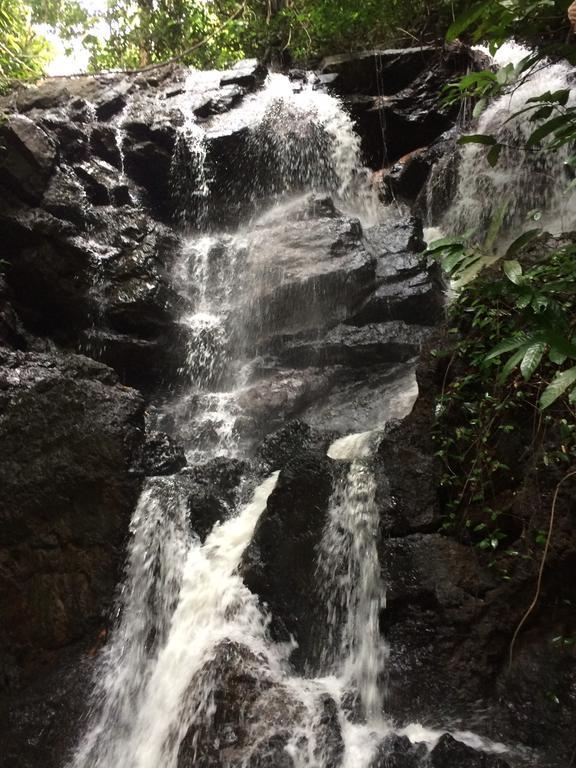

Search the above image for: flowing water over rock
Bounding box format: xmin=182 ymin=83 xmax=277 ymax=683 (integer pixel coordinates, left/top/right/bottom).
xmin=6 ymin=49 xmax=565 ymax=768
xmin=430 ymin=49 xmax=576 ymax=243
xmin=68 ymin=73 xmax=400 ymax=768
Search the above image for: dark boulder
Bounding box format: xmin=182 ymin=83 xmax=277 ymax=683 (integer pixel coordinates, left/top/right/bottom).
xmin=177 ymin=458 xmax=248 ymax=542
xmin=333 ymin=45 xmax=490 ymax=169
xmin=136 ymin=430 xmax=187 ymax=476
xmin=352 ymin=267 xmax=444 ymax=327
xmin=194 ymin=85 xmax=246 ymax=119
xmin=0 ymin=115 xmax=57 ymax=203
xmin=430 ymin=734 xmax=510 ymax=768
xmin=320 ymin=47 xmax=437 ymax=97
xmin=122 ymin=112 xmax=181 ymax=213
xmin=242 ymin=452 xmax=333 ymax=670
xmin=256 ymin=420 xmax=335 ymax=473
xmin=380 ymin=130 xmax=458 ymax=205
xmin=378 ymin=533 xmax=496 ymax=726
xmin=240 ymin=196 xmax=376 ymax=341
xmin=220 ymin=59 xmax=268 ymax=90
xmin=299 ymin=362 xmax=418 ymax=435
xmin=364 ymin=211 xmax=425 ymax=259
xmin=377 ymin=416 xmax=442 ymax=535
xmin=42 ymin=167 xmax=90 ymax=227
xmin=0 ymin=349 xmax=145 ymax=691
xmin=79 ymin=327 xmax=187 ymax=393
xmin=90 ymin=123 xmax=123 ymax=168
xmin=177 ymin=641 xmax=303 ymax=768
xmin=0 ymin=646 xmax=96 ymax=768
xmin=370 ymin=734 xmax=426 ymax=768
xmin=237 ymin=366 xmax=340 ymax=437
xmin=73 ymin=157 xmax=129 ymax=206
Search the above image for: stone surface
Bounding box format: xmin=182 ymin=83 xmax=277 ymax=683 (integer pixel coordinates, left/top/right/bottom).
xmin=0 ymin=349 xmax=145 ymax=691
xmin=430 ymin=735 xmax=511 ymax=768
xmin=239 ymin=196 xmax=376 ymax=340
xmin=220 ymin=59 xmax=268 ymax=89
xmin=0 ymin=115 xmax=56 ymax=202
xmin=369 ymin=734 xmax=426 ymax=768
xmin=178 ymin=641 xmax=309 ymax=768
xmin=136 ymin=430 xmax=187 ymax=476
xmin=242 ymin=452 xmax=333 ymax=670
xmin=278 ymin=321 xmax=427 ymax=368
xmin=321 ymin=47 xmax=438 ymax=96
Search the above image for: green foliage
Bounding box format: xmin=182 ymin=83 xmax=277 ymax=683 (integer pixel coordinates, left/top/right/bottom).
xmin=26 ymin=0 xmax=475 ymax=73
xmin=0 ymin=0 xmax=52 ymax=91
xmin=433 ymin=260 xmax=576 ymax=566
xmin=445 ymin=0 xmax=573 ymax=56
xmin=433 ymin=0 xmax=576 ymax=563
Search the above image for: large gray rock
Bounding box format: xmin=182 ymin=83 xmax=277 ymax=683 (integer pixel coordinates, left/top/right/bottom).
xmin=0 ymin=115 xmax=57 ymax=202
xmin=177 ymin=641 xmax=342 ymax=768
xmin=239 ymin=196 xmax=376 ymax=341
xmin=278 ymin=321 xmax=427 ymax=368
xmin=430 ymin=735 xmax=510 ymax=768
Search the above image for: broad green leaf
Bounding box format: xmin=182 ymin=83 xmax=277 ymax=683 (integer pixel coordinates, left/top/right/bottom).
xmin=473 ymin=98 xmax=487 ymax=118
xmin=527 ymin=115 xmax=571 ymax=147
xmin=529 ymin=105 xmax=554 ymax=122
xmin=496 ymin=62 xmax=514 ymax=85
xmin=549 ymin=347 xmax=567 ymax=365
xmin=521 ymin=341 xmax=546 ymax=381
xmin=540 ymin=366 xmax=576 ymax=409
xmin=458 ymin=134 xmax=498 ymax=147
xmin=442 ymin=249 xmax=468 ymax=273
xmin=484 ymin=202 xmax=508 ymax=252
xmin=503 ymin=259 xmax=523 ymax=285
xmin=515 ymin=292 xmax=532 ymax=309
xmin=499 ymin=346 xmax=528 ymax=383
xmin=446 ymin=2 xmax=490 ymax=42
xmin=425 ymin=236 xmax=466 ymax=253
xmin=526 ymin=89 xmax=570 ymax=107
xmin=485 ymin=332 xmax=530 ymax=361
xmin=505 ymin=229 xmax=541 ymax=258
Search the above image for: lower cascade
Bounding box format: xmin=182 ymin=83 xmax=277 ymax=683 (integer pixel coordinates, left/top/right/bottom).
xmin=2 ymin=39 xmax=574 ymax=768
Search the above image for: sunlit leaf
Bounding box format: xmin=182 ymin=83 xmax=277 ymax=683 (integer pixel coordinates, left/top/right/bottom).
xmin=540 ymin=366 xmax=576 ymax=409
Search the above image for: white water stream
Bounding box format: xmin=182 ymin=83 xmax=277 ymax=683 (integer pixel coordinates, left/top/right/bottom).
xmin=431 ymin=45 xmax=576 ymax=244
xmin=71 ymin=66 xmax=513 ymax=768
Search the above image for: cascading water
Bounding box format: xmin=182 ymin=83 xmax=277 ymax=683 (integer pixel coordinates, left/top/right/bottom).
xmin=70 ymin=65 xmax=512 ymax=768
xmin=70 ymin=70 xmax=394 ymax=768
xmin=319 ymin=431 xmax=388 ymax=724
xmin=431 ymin=46 xmax=576 ymax=243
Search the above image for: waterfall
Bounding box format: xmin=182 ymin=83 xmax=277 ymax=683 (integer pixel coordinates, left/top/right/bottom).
xmin=319 ymin=431 xmax=388 ymax=723
xmin=70 ymin=473 xmax=280 ymax=768
xmin=70 ymin=70 xmax=395 ymax=768
xmin=435 ymin=50 xmax=576 ymax=243
xmin=67 ymin=59 xmax=528 ymax=768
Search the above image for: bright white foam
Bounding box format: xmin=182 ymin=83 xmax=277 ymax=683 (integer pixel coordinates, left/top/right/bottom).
xmin=70 ymin=472 xmax=279 ymax=768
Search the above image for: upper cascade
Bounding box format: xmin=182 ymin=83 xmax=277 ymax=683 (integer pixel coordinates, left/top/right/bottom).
xmin=430 ymin=48 xmax=576 ymax=243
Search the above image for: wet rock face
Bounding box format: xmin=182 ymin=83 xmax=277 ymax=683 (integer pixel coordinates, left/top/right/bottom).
xmin=179 ymin=457 xmax=249 ymax=542
xmin=136 ymin=430 xmax=187 ymax=476
xmin=178 ymin=641 xmax=344 ymax=768
xmin=0 ymin=349 xmax=145 ymax=691
xmin=430 ymin=735 xmax=511 ymax=768
xmin=369 ymin=734 xmax=427 ymax=768
xmin=240 ymin=196 xmax=376 ymax=340
xmin=0 ymin=647 xmax=96 ymax=768
xmin=242 ymin=452 xmax=334 ymax=670
xmin=322 ymin=45 xmax=490 ymax=199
